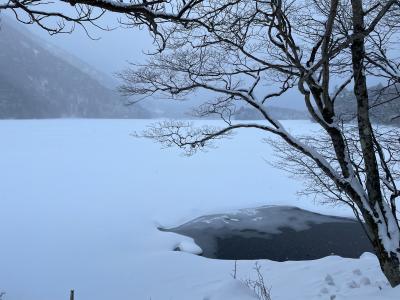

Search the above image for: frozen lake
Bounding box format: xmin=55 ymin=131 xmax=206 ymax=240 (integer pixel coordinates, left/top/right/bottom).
xmin=0 ymin=119 xmax=397 ymax=300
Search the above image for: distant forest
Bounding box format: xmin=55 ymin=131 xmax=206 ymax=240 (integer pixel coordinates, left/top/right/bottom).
xmin=235 ymin=84 xmax=400 ymax=126
xmin=335 ymin=84 xmax=400 ymax=126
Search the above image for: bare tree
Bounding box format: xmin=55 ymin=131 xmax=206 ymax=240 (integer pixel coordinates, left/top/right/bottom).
xmin=2 ymin=0 xmax=400 ymax=288
xmin=0 ymin=0 xmax=202 ymax=39
xmin=242 ymin=263 xmax=272 ymax=300
xmin=117 ymin=0 xmax=400 ymax=287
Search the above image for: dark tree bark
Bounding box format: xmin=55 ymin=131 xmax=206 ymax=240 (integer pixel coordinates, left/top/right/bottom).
xmin=351 ymin=0 xmax=400 ymax=287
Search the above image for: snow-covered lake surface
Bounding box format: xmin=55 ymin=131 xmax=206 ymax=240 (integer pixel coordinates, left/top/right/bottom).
xmin=0 ymin=119 xmax=399 ymax=300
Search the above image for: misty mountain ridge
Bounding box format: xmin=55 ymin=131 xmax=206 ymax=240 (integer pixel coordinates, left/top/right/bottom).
xmin=2 ymin=17 xmax=397 ymax=123
xmin=0 ymin=16 xmax=149 ymax=119
xmin=234 ymin=105 xmax=309 ymax=120
xmin=335 ymin=84 xmax=400 ymax=126
xmin=232 ymin=85 xmax=400 ymax=125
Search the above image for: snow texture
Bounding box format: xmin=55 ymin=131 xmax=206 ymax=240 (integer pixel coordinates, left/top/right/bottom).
xmin=175 ymin=240 xmax=203 ymax=255
xmin=0 ymin=119 xmax=399 ymax=300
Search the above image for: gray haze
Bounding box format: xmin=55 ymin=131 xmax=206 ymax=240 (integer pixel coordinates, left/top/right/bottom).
xmin=2 ymin=11 xmax=388 ymax=113
xmin=19 ymin=12 xmax=309 ymax=110
xmin=0 ymin=16 xmax=150 ymax=118
xmin=26 ymin=12 xmax=153 ymax=78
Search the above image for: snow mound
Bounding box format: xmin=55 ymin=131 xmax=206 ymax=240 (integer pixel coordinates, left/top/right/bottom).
xmin=175 ymin=240 xmax=203 ymax=255
xmin=360 ymin=252 xmax=379 ymax=261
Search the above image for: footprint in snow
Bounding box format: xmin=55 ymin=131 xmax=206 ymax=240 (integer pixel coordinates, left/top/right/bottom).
xmin=352 ymin=269 xmax=362 ymax=276
xmin=325 ymin=274 xmax=335 ymax=286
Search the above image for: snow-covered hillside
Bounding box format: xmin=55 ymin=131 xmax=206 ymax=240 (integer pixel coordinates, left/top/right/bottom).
xmin=0 ymin=119 xmax=399 ymax=300
xmin=0 ymin=17 xmax=149 ymax=119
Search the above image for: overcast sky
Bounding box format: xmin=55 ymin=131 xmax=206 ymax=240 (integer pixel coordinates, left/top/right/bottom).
xmin=27 ymin=12 xmax=153 ymax=77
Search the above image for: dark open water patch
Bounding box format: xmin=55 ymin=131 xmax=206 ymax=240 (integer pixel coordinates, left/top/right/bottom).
xmin=161 ymin=206 xmax=374 ymax=261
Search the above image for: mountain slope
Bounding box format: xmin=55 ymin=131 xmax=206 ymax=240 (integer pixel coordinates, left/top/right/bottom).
xmin=0 ymin=17 xmax=149 ymax=119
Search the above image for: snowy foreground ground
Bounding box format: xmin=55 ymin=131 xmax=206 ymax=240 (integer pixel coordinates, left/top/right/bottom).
xmin=0 ymin=119 xmax=399 ymax=300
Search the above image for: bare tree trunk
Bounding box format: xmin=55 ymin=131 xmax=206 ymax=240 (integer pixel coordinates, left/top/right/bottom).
xmin=70 ymin=289 xmax=75 ymax=300
xmin=365 ymin=215 xmax=400 ymax=287
xmin=351 ymin=0 xmax=400 ymax=287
